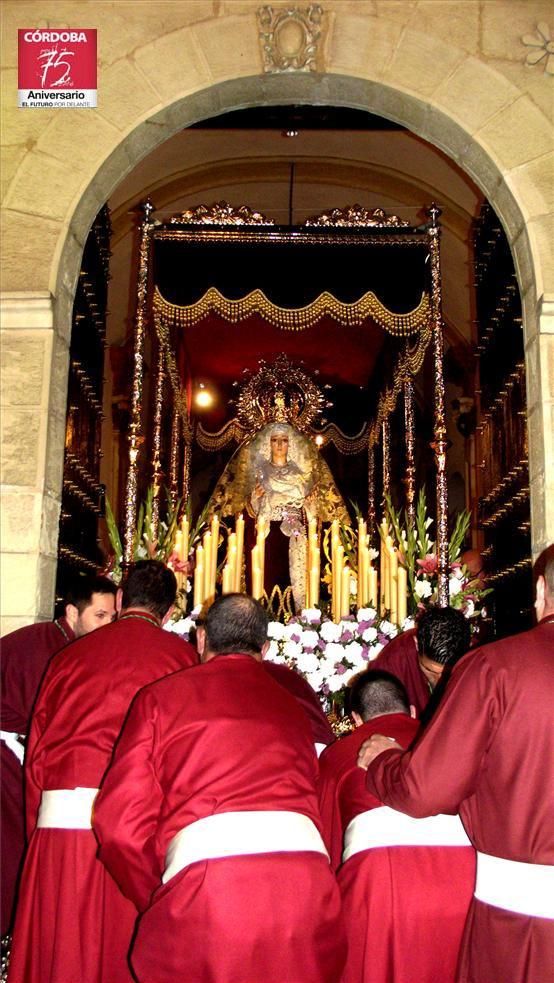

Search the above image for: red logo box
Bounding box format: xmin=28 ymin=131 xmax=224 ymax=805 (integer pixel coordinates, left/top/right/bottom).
xmin=18 ymin=29 xmax=97 ymax=108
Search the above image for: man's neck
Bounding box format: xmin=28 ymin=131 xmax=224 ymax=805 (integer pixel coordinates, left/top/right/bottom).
xmin=120 ymin=606 xmax=160 ymax=624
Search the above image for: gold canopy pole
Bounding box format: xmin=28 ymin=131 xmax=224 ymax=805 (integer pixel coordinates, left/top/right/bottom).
xmin=151 ymin=338 xmax=165 ymax=536
xmin=123 ymin=198 xmax=155 ymax=564
xmin=168 ymin=408 xmax=180 ymax=508
xmin=182 ymin=432 xmax=192 ymax=507
xmin=403 ymin=373 xmax=416 ymax=525
xmin=427 ymin=203 xmax=449 ymax=606
xmin=382 ymin=417 xmax=391 ymax=506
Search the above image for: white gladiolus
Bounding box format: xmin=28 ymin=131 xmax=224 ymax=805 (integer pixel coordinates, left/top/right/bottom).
xmin=414 ymin=579 xmax=433 ymax=599
xmin=449 ymin=576 xmax=463 ymax=596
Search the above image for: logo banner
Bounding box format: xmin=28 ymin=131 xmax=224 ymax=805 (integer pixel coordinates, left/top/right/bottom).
xmin=18 ymin=29 xmax=97 ymax=108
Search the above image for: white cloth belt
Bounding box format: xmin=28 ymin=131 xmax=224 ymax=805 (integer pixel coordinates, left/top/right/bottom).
xmin=163 ymin=810 xmax=329 ymax=884
xmin=0 ymin=730 xmax=25 ymax=765
xmin=37 ymin=787 xmax=99 ymax=829
xmin=343 ymin=806 xmax=471 ymax=862
xmin=475 ymin=851 xmax=554 ymax=920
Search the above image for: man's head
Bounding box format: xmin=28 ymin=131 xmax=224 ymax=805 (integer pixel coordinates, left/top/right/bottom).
xmin=417 ymin=605 xmax=471 ymax=689
xmin=64 ymin=575 xmax=117 ymax=638
xmin=198 ymin=593 xmax=269 ymax=662
xmin=120 ymin=560 xmax=177 ymax=623
xmin=534 ymin=544 xmax=554 ymax=622
xmin=350 ymin=670 xmax=412 ymax=727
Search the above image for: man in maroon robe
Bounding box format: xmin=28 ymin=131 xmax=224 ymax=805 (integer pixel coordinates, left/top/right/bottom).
xmin=358 ymin=546 xmax=554 ymax=983
xmin=0 ymin=574 xmax=117 ymax=936
xmin=8 ymin=561 xmax=198 ymax=983
xmin=320 ymin=669 xmax=475 ymax=983
xmin=94 ymin=593 xmax=346 ymax=983
xmin=373 ymin=606 xmax=470 ymax=716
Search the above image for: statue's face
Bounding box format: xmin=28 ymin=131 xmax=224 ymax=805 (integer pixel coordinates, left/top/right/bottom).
xmin=270 ymin=433 xmax=289 ymax=463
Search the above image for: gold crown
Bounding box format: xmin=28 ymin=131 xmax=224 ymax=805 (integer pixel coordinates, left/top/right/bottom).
xmin=235 ymin=355 xmax=326 ymax=433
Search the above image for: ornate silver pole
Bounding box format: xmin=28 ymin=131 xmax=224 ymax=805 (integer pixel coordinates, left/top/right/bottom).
xmin=169 ymin=408 xmax=180 ymax=508
xmin=367 ymin=439 xmax=376 ymax=537
xmin=427 ymin=203 xmax=449 ymax=605
xmin=182 ymin=434 xmax=192 ymax=508
xmin=403 ymin=373 xmax=416 ymax=525
xmin=123 ymin=199 xmax=155 ymax=564
xmin=151 ymin=338 xmax=165 ymax=536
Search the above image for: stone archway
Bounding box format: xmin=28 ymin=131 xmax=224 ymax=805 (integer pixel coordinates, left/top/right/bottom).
xmin=1 ymin=6 xmax=552 ymax=630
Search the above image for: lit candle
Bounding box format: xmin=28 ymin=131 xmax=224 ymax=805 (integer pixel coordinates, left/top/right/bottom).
xmin=397 ymin=566 xmax=408 ymax=625
xmin=341 ymin=565 xmax=352 ymax=619
xmin=180 ymin=516 xmax=189 ymax=563
xmin=235 ymin=514 xmax=245 ymax=592
xmin=194 ymin=544 xmax=205 ymax=609
xmin=389 ymin=548 xmax=398 ymax=624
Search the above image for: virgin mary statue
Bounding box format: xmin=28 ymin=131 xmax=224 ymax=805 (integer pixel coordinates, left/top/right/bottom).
xmin=207 ymin=421 xmax=349 ymax=609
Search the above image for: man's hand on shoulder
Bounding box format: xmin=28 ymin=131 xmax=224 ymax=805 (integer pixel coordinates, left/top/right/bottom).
xmin=357 ymin=735 xmax=403 ymax=771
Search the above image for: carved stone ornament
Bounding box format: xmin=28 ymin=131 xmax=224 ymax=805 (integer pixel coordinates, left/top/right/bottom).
xmin=304 ymin=205 xmax=410 ymax=227
xmin=257 ymin=5 xmax=323 ymax=73
xmin=169 ymin=202 xmax=274 ymax=225
xmin=521 ymin=22 xmax=554 ymax=74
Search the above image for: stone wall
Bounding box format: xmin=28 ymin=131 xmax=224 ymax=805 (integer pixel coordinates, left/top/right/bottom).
xmin=1 ymin=0 xmax=553 ymax=630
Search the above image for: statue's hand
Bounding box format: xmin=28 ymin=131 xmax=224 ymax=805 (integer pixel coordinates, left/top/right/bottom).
xmin=252 ymin=481 xmax=265 ymax=501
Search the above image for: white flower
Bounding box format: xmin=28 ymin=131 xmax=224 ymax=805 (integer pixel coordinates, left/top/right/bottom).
xmin=341 ymin=667 xmax=357 ymax=686
xmin=301 ymin=608 xmax=322 ymax=625
xmin=449 ymin=576 xmax=463 ymax=597
xmin=464 ymin=599 xmax=475 ymax=618
xmin=296 ymin=650 xmax=320 ymax=674
xmin=319 ymin=621 xmax=342 ymax=643
xmin=323 ymin=642 xmax=346 ymax=664
xmin=327 ymin=674 xmax=347 ymax=694
xmin=164 ymin=617 xmax=191 ymax=636
xmin=357 ymin=607 xmax=376 ymax=623
xmin=401 ymin=617 xmax=415 ymax=631
xmin=339 ymin=620 xmax=356 ymax=634
xmin=268 ymin=621 xmax=287 ymax=640
xmin=305 ymin=670 xmax=326 ymax=693
xmin=191 ymin=604 xmax=203 ymax=619
xmin=265 ymin=639 xmax=282 ymax=662
xmin=282 ymin=622 xmax=300 ymax=641
xmin=300 ymin=629 xmax=320 ymax=649
xmin=368 ymin=548 xmax=379 ymax=562
xmin=344 ymin=640 xmax=363 ymax=662
xmin=415 ymin=578 xmax=433 ymax=599
xmin=367 ymin=641 xmax=384 ymax=660
xmin=362 ymin=626 xmax=378 ymax=643
xmin=380 ymin=620 xmax=397 ymax=637
xmin=283 ymin=640 xmax=302 ymax=661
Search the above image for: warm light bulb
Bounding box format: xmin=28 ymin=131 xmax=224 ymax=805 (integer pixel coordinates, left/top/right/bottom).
xmin=315 ymin=434 xmax=324 ymax=447
xmin=195 ymin=386 xmax=214 ymax=408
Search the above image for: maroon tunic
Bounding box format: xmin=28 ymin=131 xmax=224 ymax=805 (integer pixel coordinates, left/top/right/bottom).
xmin=9 ymin=612 xmax=198 ymax=983
xmin=94 ymin=654 xmax=347 ymax=983
xmin=319 ymin=713 xmax=475 ymax=982
xmin=372 ymin=627 xmax=430 ymax=716
xmin=366 ymin=618 xmax=554 ymax=983
xmin=263 ymin=659 xmax=335 ymax=747
xmin=0 ymin=616 xmax=74 ymax=934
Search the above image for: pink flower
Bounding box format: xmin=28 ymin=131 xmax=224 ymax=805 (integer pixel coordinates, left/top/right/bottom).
xmin=417 ymin=554 xmax=438 ymax=576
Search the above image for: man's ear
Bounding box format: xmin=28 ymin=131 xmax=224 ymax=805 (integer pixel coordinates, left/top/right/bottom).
xmin=536 ymin=574 xmax=546 ymax=607
xmin=409 ymin=704 xmax=417 ymax=719
xmin=351 ymin=710 xmax=364 ymax=729
xmin=116 ymin=588 xmax=124 ymax=615
xmin=161 ymin=604 xmax=175 ymax=627
xmin=260 ymin=640 xmax=270 ymax=660
xmin=196 ymin=626 xmax=206 ymax=657
xmin=65 ymin=603 xmax=78 ymax=630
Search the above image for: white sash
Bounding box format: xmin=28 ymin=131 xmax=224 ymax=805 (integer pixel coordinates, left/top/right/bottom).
xmin=0 ymin=730 xmax=25 ymax=765
xmin=343 ymin=806 xmax=470 ymax=862
xmin=163 ymin=810 xmax=328 ymax=884
xmin=475 ymin=851 xmax=554 ymax=919
xmin=37 ymin=787 xmax=99 ymax=829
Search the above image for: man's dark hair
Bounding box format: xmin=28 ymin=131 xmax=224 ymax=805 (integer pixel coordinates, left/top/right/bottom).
xmin=417 ymin=605 xmax=471 ymax=666
xmin=121 ymin=561 xmax=176 ymax=620
xmin=350 ymin=670 xmax=410 ymax=722
xmin=204 ymin=594 xmax=269 ymax=656
xmin=64 ymin=574 xmax=117 ymax=613
xmin=534 ymin=544 xmax=554 ymax=598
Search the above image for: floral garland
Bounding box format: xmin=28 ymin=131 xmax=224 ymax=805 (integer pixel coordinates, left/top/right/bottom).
xmin=166 ymin=606 xmax=413 ymax=706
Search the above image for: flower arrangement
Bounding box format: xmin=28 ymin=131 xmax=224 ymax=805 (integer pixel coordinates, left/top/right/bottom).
xmin=264 ymin=607 xmax=413 ymax=705
xmin=384 ymin=489 xmax=491 ymax=619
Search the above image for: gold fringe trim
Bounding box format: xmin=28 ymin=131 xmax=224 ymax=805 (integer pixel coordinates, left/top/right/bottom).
xmin=153 ymin=285 xmax=430 ymax=337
